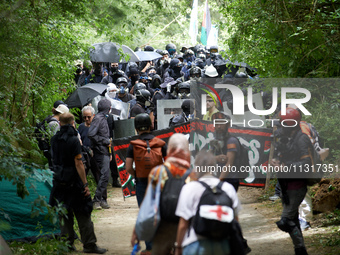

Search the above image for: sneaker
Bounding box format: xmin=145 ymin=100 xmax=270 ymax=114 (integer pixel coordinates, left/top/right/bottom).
xmin=100 ymin=201 xmax=111 ymax=209
xmin=299 ymin=219 xmax=311 ymax=231
xmin=93 ymin=201 xmax=102 ymax=210
xmin=83 ymin=245 xmax=107 ymax=254
xmin=269 ymin=194 xmax=280 ymax=201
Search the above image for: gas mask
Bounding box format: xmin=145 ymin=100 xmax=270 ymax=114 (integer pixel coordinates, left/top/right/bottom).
xmin=119 ymin=86 xmax=127 ymax=94
xmin=190 ymin=76 xmax=202 ymax=82
xmin=178 ymin=92 xmax=190 ymax=99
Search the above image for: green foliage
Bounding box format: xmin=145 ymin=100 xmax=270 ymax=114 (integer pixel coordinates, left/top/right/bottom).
xmin=10 ymin=234 xmax=70 ymax=255
xmin=218 ymin=0 xmax=340 ymax=78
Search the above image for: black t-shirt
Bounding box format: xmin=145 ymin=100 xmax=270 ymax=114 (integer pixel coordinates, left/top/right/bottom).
xmin=78 ymin=123 xmax=91 ymax=147
xmin=130 ymin=104 xmax=145 ymax=118
xmin=51 ymin=125 xmax=82 ymax=168
xmin=126 ymin=133 xmax=167 ymax=159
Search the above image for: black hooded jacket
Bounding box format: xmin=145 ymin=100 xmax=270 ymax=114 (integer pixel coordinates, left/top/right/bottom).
xmin=88 ymin=98 xmax=111 ymax=155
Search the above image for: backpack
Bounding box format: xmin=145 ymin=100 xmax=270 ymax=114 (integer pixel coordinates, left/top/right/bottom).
xmin=299 ymin=121 xmax=329 ymax=185
xmin=192 ymin=181 xmax=246 ymax=255
xmin=35 ymin=116 xmax=58 ymax=151
xmin=130 ymin=137 xmax=166 ymax=178
xmin=160 ymin=165 xmax=191 ymax=223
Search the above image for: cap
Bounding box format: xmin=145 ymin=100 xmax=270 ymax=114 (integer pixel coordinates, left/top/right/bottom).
xmin=54 ymin=100 xmax=66 ymax=108
xmin=55 ymin=104 xmax=69 ymax=114
xmin=160 ymin=77 xmax=177 ymax=88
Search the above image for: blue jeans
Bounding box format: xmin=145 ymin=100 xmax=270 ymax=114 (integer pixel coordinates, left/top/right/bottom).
xmin=183 ymin=239 xmax=230 ymax=255
xmin=135 ymin=180 xmax=152 ymax=251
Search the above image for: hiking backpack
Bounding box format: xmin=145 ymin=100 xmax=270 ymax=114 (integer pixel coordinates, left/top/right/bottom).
xmin=160 ymin=166 xmax=191 ymax=223
xmin=130 ymin=137 xmax=166 ymax=178
xmin=299 ymin=121 xmax=329 ymax=185
xmin=192 ymin=181 xmax=246 ymax=255
xmin=35 ymin=116 xmax=58 ymax=151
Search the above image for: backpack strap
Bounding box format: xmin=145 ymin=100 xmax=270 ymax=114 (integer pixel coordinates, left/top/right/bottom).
xmin=146 ymin=140 xmax=151 ymax=154
xmin=164 ymin=165 xmax=191 ymax=180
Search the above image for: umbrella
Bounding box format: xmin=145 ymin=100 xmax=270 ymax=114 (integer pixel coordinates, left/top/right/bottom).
xmin=89 ymin=42 xmax=140 ymax=63
xmin=134 ymin=51 xmax=162 ymax=62
xmin=120 ymin=45 xmax=140 ymax=63
xmin=65 ymin=83 xmax=108 ymax=108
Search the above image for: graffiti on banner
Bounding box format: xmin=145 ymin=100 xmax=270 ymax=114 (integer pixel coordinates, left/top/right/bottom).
xmin=114 ymin=120 xmax=272 ymax=198
xmin=190 ymin=120 xmax=272 ymax=187
xmin=113 ymin=122 xmax=190 ymax=198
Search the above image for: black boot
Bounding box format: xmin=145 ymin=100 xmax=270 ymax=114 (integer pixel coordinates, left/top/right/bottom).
xmin=295 ymin=247 xmax=308 ymax=255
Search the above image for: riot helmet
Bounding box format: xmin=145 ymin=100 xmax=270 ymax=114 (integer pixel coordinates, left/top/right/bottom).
xmin=134 ymin=113 xmax=152 ymax=131
xmin=177 ymin=81 xmax=191 ymax=99
xmin=134 ymin=83 xmax=147 ymax=95
xmin=136 ymin=89 xmax=151 ymax=106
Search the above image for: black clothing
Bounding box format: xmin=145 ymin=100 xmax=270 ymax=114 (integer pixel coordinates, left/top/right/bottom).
xmin=88 ymin=98 xmax=111 ymax=203
xmin=117 ymin=93 xmax=134 ymax=103
xmin=88 ymin=112 xmax=110 ymax=156
xmin=78 ymin=123 xmax=92 ymax=148
xmin=130 ymin=103 xmax=146 ymax=118
xmin=49 ymin=124 xmax=98 ymax=249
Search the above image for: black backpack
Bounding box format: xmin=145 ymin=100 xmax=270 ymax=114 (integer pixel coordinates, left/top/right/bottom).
xmin=160 ymin=166 xmax=191 ymax=223
xmin=35 ymin=116 xmax=58 ymax=151
xmin=192 ymin=181 xmax=246 ymax=254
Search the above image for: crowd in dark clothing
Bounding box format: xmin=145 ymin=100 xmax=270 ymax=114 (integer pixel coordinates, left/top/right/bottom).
xmin=74 ymin=43 xmax=259 ymax=130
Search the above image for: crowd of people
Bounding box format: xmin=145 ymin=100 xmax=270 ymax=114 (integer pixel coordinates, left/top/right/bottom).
xmin=37 ymin=43 xmax=324 ymax=255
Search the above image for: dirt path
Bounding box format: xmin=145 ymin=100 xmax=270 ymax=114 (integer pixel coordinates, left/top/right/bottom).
xmin=83 ymin=185 xmax=323 ymax=255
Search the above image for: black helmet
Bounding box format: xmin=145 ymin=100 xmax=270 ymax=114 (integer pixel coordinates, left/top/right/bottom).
xmin=134 ymin=83 xmax=147 ymax=94
xmin=170 ymin=58 xmax=180 ymax=69
xmin=210 ymin=45 xmax=218 ymax=53
xmin=166 ymin=43 xmax=176 ymax=55
xmin=116 ymin=77 xmax=128 ymax=85
xmin=135 ymin=89 xmax=151 ymax=105
xmin=190 ymin=66 xmax=202 ymax=77
xmin=178 ymin=81 xmax=191 ymax=90
xmin=198 ymin=53 xmax=206 ymax=61
xmin=144 ymin=45 xmax=154 ymax=51
xmin=134 ymin=113 xmax=152 ymax=131
xmin=181 ymin=99 xmax=194 ymax=115
xmin=193 ymin=58 xmax=205 ymax=69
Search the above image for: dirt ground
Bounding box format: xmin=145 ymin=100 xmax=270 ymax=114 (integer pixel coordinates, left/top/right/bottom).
xmin=72 ymin=185 xmax=339 ymax=255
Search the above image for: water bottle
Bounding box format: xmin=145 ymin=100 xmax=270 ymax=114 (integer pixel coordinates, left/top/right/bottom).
xmin=131 ymin=243 xmax=141 ymax=255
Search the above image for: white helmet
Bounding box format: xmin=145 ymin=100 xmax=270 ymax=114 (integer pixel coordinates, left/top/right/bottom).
xmin=205 ymin=65 xmax=218 ymax=78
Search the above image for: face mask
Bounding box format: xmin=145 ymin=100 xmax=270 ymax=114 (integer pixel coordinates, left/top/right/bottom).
xmin=108 ymin=91 xmax=116 ymax=99
xmin=149 ymin=73 xmax=155 ymax=78
xmin=131 ymin=76 xmax=139 ymax=83
xmin=111 ymin=66 xmax=118 ymax=72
